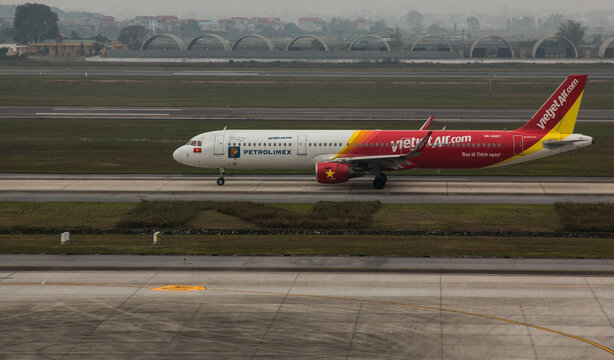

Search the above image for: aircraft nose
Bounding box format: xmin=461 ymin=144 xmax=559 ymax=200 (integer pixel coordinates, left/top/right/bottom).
xmin=173 ymin=146 xmax=186 ymax=163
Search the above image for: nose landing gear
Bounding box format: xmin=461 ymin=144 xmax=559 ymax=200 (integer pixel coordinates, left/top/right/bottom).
xmin=217 ymin=168 xmax=225 ymax=186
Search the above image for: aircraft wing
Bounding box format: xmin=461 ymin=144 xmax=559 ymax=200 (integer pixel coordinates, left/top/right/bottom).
xmin=330 ymin=131 xmax=432 ymax=170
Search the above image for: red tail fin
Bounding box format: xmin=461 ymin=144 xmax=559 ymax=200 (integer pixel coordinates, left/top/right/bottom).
xmin=519 ymin=75 xmax=587 ymax=132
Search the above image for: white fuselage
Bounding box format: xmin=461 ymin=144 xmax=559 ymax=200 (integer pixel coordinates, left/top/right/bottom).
xmin=173 ymin=130 xmax=352 ymax=170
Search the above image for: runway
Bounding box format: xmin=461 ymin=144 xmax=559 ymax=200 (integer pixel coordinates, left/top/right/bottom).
xmin=1 ymin=105 xmax=614 ymax=122
xmin=1 ymin=256 xmax=613 ymax=359
xmin=1 ymin=174 xmax=613 ymax=204
xmin=3 ymin=69 xmax=614 ymax=79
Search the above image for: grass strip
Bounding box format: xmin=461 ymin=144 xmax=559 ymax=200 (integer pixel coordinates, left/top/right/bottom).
xmin=555 ymin=203 xmax=614 ymax=232
xmin=0 ymin=119 xmax=609 ymax=176
xmin=1 ymin=234 xmax=613 ymax=258
xmin=1 ymin=75 xmax=613 ymax=108
xmin=0 ymin=202 xmax=610 ymax=234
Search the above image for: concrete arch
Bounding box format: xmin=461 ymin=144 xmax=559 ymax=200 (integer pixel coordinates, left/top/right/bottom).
xmin=348 ymin=34 xmax=391 ymax=52
xmin=410 ymin=34 xmax=453 ymax=52
xmin=598 ymin=35 xmax=614 ymax=58
xmin=187 ymin=34 xmax=231 ymax=51
xmin=469 ymin=35 xmax=514 ymax=58
xmin=231 ymin=34 xmax=275 ymax=51
xmin=531 ymin=35 xmax=578 ymax=58
xmin=285 ymin=34 xmax=329 ymax=52
xmin=140 ymin=34 xmax=186 ymax=51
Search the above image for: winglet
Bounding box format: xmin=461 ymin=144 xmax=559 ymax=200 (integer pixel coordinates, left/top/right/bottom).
xmin=420 ymin=115 xmax=434 ymax=131
xmin=403 ymin=131 xmax=432 ymax=158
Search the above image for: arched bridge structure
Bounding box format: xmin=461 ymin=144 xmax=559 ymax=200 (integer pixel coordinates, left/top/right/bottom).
xmin=140 ymin=34 xmax=186 ymax=51
xmin=285 ymin=34 xmax=329 ymax=52
xmin=410 ymin=35 xmax=453 ymax=53
xmin=348 ymin=34 xmax=391 ymax=52
xmin=469 ymin=35 xmax=514 ymax=58
xmin=187 ymin=34 xmax=231 ymax=51
xmin=531 ymin=35 xmax=578 ymax=58
xmin=231 ymin=34 xmax=275 ymax=51
xmin=598 ymin=35 xmax=614 ymax=58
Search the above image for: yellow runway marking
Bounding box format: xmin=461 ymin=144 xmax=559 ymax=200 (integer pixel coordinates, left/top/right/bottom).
xmin=149 ymin=285 xmax=206 ymax=292
xmin=209 ymin=288 xmax=614 ymax=357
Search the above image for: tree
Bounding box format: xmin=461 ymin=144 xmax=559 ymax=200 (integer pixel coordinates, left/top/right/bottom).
xmin=13 ymin=3 xmax=59 ymax=43
xmin=70 ymin=30 xmax=81 ymax=40
xmin=506 ymin=16 xmax=536 ymax=31
xmin=541 ymin=14 xmax=565 ymax=31
xmin=261 ymin=26 xmax=276 ymax=38
xmin=0 ymin=47 xmax=9 ymax=59
xmin=280 ymin=22 xmax=300 ymax=36
xmin=466 ymin=17 xmax=479 ymax=30
xmin=118 ymin=25 xmax=149 ymax=50
xmin=557 ymin=20 xmax=586 ymax=47
xmin=370 ymin=20 xmax=388 ymax=34
xmin=427 ymin=23 xmax=447 ymax=35
xmin=387 ymin=27 xmax=403 ymax=50
xmin=406 ymin=11 xmax=424 ymax=30
xmin=180 ymin=20 xmax=201 ymax=39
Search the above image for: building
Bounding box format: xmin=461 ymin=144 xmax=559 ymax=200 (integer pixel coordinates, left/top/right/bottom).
xmin=27 ymin=39 xmax=99 ymax=56
xmin=297 ymin=17 xmax=326 ymax=32
xmin=352 ymin=18 xmax=375 ymax=31
xmin=198 ymin=20 xmax=220 ymax=31
xmin=252 ymin=17 xmax=282 ymax=31
xmin=0 ymin=43 xmax=28 ymax=56
xmin=133 ymin=16 xmax=158 ymax=32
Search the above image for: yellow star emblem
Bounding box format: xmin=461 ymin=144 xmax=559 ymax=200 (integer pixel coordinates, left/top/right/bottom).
xmin=325 ymin=169 xmax=335 ymax=178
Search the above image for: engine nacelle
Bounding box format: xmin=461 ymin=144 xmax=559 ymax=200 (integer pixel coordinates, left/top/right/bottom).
xmin=316 ymin=162 xmax=364 ymax=184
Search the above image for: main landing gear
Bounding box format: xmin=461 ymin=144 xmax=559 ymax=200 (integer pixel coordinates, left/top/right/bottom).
xmin=373 ymin=173 xmax=387 ymax=189
xmin=217 ymin=168 xmax=225 ymax=186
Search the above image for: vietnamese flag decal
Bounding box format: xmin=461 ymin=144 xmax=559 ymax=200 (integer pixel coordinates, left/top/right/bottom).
xmin=193 ymin=147 xmax=202 ymax=153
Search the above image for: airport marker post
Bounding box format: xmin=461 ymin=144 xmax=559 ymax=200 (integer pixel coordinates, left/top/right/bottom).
xmin=60 ymin=232 xmax=70 ymax=244
xmin=153 ymin=231 xmax=160 ymax=245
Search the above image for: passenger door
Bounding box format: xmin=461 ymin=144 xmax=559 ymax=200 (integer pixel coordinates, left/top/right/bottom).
xmin=297 ymin=135 xmax=307 ymax=155
xmin=214 ymin=134 xmax=225 ymax=155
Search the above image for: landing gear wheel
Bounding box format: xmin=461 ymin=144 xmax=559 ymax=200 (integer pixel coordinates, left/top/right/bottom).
xmin=381 ymin=173 xmax=388 ymax=182
xmin=373 ymin=176 xmax=386 ymax=189
xmin=217 ymin=168 xmax=226 ymax=186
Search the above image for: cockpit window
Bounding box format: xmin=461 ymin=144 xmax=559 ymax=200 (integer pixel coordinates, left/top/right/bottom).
xmin=186 ymin=140 xmax=202 ymax=146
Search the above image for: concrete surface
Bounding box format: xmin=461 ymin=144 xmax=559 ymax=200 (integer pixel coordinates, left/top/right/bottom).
xmin=3 ymin=255 xmax=614 ymax=274
xmin=1 ymin=268 xmax=613 ymax=359
xmin=1 ymin=175 xmax=613 ymax=204
xmin=1 ymin=105 xmax=613 ymax=122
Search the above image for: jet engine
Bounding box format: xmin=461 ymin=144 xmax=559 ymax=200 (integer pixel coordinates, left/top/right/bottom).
xmin=316 ymin=162 xmax=364 ymax=184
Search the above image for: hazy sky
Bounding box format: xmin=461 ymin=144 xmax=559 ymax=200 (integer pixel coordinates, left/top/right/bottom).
xmin=2 ymin=0 xmax=614 ymax=19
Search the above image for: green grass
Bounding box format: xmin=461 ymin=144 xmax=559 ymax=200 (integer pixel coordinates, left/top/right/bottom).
xmin=373 ymin=204 xmax=562 ymax=232
xmin=0 ymin=201 xmax=609 ymax=234
xmin=555 ymin=203 xmax=614 ymax=232
xmin=1 ymin=233 xmax=613 ymax=258
xmin=0 ymin=202 xmax=134 ymax=230
xmin=1 ymin=201 xmax=613 ymax=257
xmin=1 ymin=76 xmax=613 ymax=108
xmin=0 ymin=119 xmax=610 ymax=176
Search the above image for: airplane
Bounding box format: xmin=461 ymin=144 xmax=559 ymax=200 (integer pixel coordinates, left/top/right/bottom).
xmin=173 ymin=74 xmax=593 ymax=189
